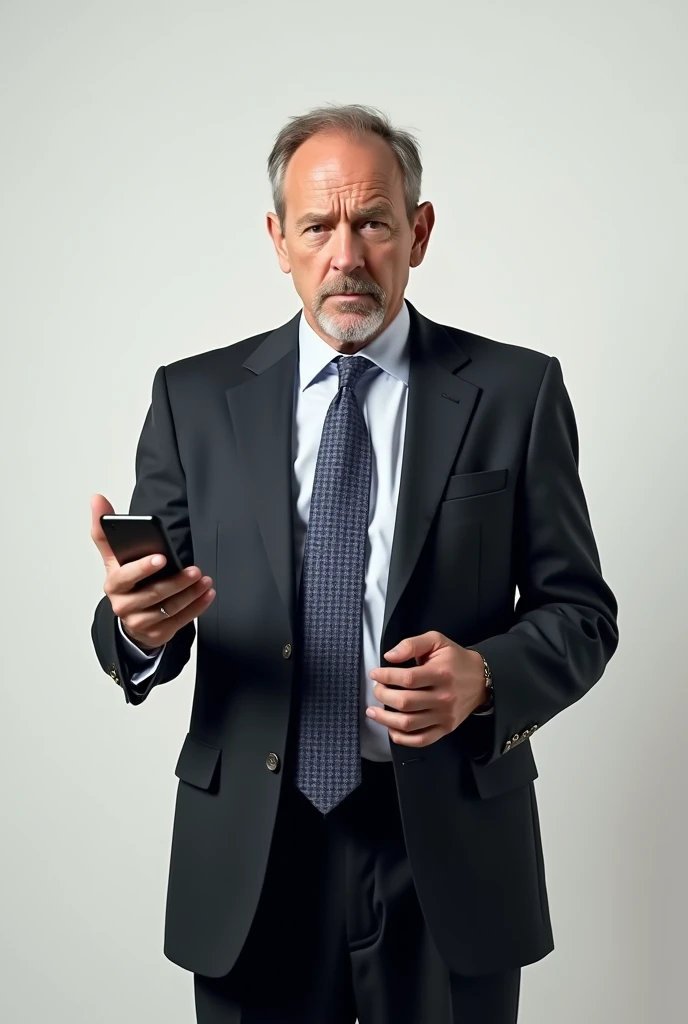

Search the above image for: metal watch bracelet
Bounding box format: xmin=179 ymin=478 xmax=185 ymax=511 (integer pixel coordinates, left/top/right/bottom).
xmin=473 ymin=653 xmax=494 ymax=713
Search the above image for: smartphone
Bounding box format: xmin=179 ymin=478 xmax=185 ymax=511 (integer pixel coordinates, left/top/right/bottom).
xmin=100 ymin=514 xmax=185 ymax=590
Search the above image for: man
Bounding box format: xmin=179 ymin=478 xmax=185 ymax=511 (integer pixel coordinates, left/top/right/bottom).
xmin=90 ymin=104 xmax=619 ymax=1024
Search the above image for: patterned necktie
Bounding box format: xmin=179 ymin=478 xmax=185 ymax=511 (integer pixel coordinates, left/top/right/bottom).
xmin=294 ymin=354 xmax=373 ymax=814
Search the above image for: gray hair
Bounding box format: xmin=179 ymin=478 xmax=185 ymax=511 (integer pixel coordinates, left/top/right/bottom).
xmin=267 ymin=103 xmax=423 ymax=230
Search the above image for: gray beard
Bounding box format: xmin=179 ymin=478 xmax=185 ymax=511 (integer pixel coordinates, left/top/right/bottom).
xmin=313 ymin=299 xmax=386 ymax=343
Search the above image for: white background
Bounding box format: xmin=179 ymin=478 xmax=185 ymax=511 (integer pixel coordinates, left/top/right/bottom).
xmin=1 ymin=1 xmax=686 ymax=1021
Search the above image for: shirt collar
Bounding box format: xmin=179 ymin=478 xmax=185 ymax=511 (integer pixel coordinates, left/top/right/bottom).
xmin=297 ymin=299 xmax=410 ymax=392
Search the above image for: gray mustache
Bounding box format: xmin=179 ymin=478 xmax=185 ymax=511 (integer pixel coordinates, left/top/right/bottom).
xmin=321 ymin=283 xmax=383 ymax=298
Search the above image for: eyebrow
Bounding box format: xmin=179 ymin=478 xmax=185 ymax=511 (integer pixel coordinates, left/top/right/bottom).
xmin=293 ymin=204 xmax=396 ymax=231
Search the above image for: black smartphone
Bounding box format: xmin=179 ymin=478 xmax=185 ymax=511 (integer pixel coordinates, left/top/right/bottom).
xmin=100 ymin=514 xmax=185 ymax=590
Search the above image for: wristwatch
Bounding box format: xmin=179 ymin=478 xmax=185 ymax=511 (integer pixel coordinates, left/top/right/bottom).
xmin=473 ymin=654 xmax=494 ymax=713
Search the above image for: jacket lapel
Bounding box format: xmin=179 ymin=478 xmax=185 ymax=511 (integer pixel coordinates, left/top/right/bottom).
xmin=225 ymin=313 xmax=300 ymax=632
xmin=224 ymin=303 xmax=479 ymax=649
xmin=380 ymin=303 xmax=477 ymax=651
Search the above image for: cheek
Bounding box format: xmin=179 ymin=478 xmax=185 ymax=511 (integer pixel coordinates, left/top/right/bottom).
xmin=290 ymin=244 xmax=324 ymax=277
xmin=368 ymin=247 xmax=406 ymax=290
xmin=288 ymin=258 xmax=317 ymax=297
xmin=389 ymin=252 xmax=411 ymax=293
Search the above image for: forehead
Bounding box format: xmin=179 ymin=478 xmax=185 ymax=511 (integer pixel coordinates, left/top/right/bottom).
xmin=283 ymin=131 xmax=405 ymax=211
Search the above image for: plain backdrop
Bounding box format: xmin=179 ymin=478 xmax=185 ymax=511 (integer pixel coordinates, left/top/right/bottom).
xmin=1 ymin=2 xmax=686 ymax=1022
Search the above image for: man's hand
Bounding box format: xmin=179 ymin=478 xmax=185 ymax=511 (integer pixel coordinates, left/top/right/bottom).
xmin=90 ymin=493 xmax=216 ymax=651
xmin=366 ymin=631 xmax=487 ymax=748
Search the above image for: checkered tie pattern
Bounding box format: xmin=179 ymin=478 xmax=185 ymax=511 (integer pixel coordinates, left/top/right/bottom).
xmin=294 ymin=354 xmax=373 ymax=814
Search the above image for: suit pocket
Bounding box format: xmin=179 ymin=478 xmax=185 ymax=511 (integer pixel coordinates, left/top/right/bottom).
xmin=174 ymin=733 xmax=221 ymax=791
xmin=442 ymin=468 xmax=508 ymax=502
xmin=470 ymin=740 xmax=538 ymax=799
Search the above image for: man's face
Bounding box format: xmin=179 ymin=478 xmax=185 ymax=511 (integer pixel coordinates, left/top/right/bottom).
xmin=267 ymin=131 xmax=434 ymax=352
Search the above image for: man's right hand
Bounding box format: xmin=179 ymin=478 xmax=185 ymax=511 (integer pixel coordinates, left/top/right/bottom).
xmin=90 ymin=494 xmax=216 ymax=652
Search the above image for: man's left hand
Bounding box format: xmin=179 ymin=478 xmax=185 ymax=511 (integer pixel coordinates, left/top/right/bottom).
xmin=367 ymin=631 xmax=487 ymax=748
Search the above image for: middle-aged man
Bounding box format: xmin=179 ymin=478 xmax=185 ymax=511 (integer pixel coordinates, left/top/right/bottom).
xmin=90 ymin=104 xmax=619 ymax=1023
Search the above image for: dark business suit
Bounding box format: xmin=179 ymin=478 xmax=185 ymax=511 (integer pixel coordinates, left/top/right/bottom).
xmin=92 ymin=301 xmax=618 ymax=1016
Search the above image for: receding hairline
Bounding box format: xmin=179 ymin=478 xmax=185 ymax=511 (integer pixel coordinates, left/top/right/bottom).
xmin=267 ymin=103 xmax=423 ymax=230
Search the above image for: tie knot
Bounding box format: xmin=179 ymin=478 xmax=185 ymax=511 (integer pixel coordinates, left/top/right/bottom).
xmin=335 ymin=355 xmax=372 ymax=391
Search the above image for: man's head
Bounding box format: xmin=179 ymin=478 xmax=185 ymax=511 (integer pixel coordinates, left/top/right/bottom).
xmin=266 ymin=105 xmax=435 ymax=353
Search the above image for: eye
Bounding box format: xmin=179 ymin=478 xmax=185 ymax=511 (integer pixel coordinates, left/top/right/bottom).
xmin=305 ymin=224 xmax=326 ymax=234
xmin=362 ymin=220 xmax=385 ymax=230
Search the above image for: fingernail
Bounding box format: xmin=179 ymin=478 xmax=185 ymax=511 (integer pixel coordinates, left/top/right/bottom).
xmin=151 ymin=555 xmax=165 ymax=566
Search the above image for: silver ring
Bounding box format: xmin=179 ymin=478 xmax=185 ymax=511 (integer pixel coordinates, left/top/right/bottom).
xmin=160 ymin=605 xmax=170 ymax=617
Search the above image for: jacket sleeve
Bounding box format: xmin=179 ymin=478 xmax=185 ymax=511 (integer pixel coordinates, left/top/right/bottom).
xmin=464 ymin=355 xmax=619 ymax=765
xmin=91 ymin=365 xmax=195 ymax=706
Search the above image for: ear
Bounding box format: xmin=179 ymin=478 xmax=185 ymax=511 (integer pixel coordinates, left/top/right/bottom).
xmin=266 ymin=212 xmax=291 ymax=274
xmin=409 ymin=201 xmax=435 ymax=269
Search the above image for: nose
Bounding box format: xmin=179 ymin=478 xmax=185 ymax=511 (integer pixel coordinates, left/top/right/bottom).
xmin=330 ymin=225 xmax=365 ymax=276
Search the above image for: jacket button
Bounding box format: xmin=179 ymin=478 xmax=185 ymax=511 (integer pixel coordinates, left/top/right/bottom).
xmin=266 ymin=752 xmax=281 ymax=773
xmin=282 ymin=643 xmax=292 ymax=659
xmin=109 ymin=665 xmax=121 ymax=686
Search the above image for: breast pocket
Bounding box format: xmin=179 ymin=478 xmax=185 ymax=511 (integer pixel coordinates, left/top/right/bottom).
xmin=442 ymin=468 xmax=508 ymax=503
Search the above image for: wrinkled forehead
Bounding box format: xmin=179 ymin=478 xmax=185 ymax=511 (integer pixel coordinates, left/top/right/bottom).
xmin=282 ymin=132 xmax=406 ymax=218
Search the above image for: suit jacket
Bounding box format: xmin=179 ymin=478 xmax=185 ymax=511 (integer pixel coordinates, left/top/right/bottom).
xmin=91 ymin=300 xmax=619 ymax=978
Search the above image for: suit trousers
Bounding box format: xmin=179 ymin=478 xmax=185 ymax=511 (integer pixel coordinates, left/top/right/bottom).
xmin=194 ymin=757 xmax=520 ymax=1024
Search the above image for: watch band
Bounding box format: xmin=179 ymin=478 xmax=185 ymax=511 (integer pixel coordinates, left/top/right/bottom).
xmin=473 ymin=653 xmax=494 ymax=713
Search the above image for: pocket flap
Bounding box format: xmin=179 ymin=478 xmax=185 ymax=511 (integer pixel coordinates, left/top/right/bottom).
xmin=174 ymin=733 xmax=221 ymax=790
xmin=444 ymin=468 xmax=508 ymax=501
xmin=470 ymin=740 xmax=538 ymax=799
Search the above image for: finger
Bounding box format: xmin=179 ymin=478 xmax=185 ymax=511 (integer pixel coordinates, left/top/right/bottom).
xmin=384 ymin=631 xmax=445 ymax=662
xmin=169 ymin=585 xmax=216 ymax=628
xmin=366 ymin=707 xmax=439 ymax=733
xmin=120 ymin=574 xmax=212 ymax=628
xmin=90 ymin=493 xmax=117 ymax=569
xmin=111 ymin=557 xmax=204 ymax=598
xmin=372 ymin=683 xmax=434 ymax=712
xmin=112 ymin=566 xmax=206 ymax=616
xmin=369 ymin=665 xmax=430 ymax=689
xmin=139 ymin=574 xmax=213 ymax=618
xmin=124 ymin=584 xmax=216 ymax=647
xmin=388 ymin=725 xmax=446 ymax=748
xmin=106 ymin=553 xmax=174 ymax=597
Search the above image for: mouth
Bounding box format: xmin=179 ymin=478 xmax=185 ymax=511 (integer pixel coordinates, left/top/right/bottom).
xmin=328 ymin=293 xmax=373 ymax=301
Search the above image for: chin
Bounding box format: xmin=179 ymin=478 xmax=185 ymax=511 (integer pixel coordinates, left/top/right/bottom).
xmin=316 ymin=305 xmax=385 ymax=344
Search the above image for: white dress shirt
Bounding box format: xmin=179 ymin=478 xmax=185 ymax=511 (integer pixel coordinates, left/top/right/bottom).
xmin=119 ymin=299 xmax=489 ymax=759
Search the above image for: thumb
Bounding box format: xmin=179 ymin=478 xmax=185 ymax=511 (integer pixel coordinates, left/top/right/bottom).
xmin=90 ymin=493 xmax=118 ymax=570
xmin=384 ymin=631 xmax=444 ymax=662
